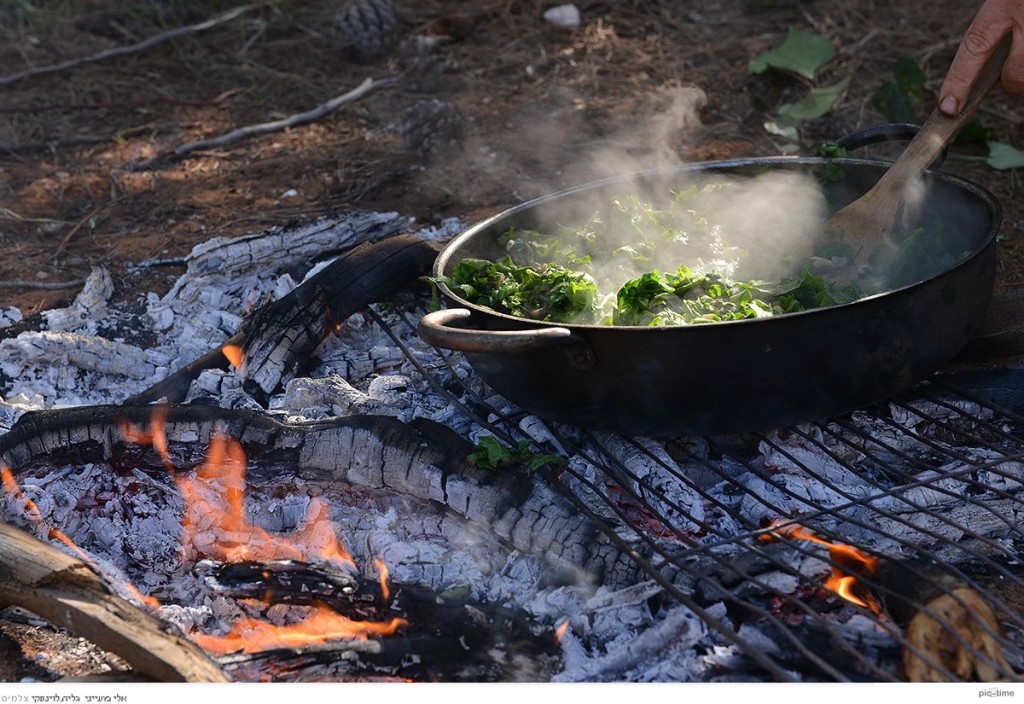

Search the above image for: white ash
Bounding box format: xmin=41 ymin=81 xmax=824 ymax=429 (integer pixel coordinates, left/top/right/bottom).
xmin=185 ymin=370 xmax=262 ymax=412
xmin=591 ymin=433 xmax=706 ymax=533
xmin=42 ymin=266 xmax=113 ymax=335
xmin=889 ymin=397 xmax=996 ymax=431
xmin=2 ymin=214 xmax=1022 ymax=681
xmin=555 ymin=601 xmax=707 ymax=682
xmin=0 ymin=307 xmax=22 ymax=329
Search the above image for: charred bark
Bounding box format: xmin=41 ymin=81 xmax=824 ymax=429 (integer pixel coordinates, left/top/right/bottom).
xmin=126 ymin=233 xmax=439 ymax=406
xmin=0 ymin=405 xmax=647 ymax=591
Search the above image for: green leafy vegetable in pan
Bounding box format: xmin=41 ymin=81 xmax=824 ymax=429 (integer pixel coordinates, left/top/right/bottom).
xmin=447 ymin=256 xmax=601 ymax=324
xmin=434 ymin=183 xmax=965 ymax=327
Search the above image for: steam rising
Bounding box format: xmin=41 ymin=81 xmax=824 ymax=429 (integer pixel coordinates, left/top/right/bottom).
xmin=523 ymin=84 xmax=829 ymax=288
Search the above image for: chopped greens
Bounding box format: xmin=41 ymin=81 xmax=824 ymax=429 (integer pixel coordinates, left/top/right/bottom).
xmin=439 ymin=252 xmax=856 ymax=326
xmin=434 ymin=184 xmax=961 ymax=327
xmin=468 ymin=435 xmax=564 ymax=472
xmin=447 ymin=256 xmax=600 ymax=323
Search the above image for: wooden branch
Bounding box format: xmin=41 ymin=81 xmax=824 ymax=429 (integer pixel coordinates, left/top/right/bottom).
xmin=131 ymin=76 xmax=397 ymax=171
xmin=0 ymin=126 xmax=152 ymax=156
xmin=0 ymin=5 xmax=261 ymax=88
xmin=0 ymin=278 xmax=87 ymax=290
xmin=0 ymin=522 xmax=229 ymax=682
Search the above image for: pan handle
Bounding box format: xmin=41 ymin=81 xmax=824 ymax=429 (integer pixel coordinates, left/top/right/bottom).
xmin=419 ymin=308 xmax=580 ymax=353
xmin=832 ymin=123 xmax=948 ymax=169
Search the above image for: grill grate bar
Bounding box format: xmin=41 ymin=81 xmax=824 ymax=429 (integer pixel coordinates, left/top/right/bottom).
xmin=379 ymin=308 xmax=1024 ymax=682
xmin=573 ymin=428 xmax=1021 ymax=680
xmin=541 ymin=457 xmax=901 ymax=682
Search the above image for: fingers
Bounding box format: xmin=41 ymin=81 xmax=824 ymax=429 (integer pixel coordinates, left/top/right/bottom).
xmin=1004 ymin=32 xmax=1024 ymax=93
xmin=938 ymin=0 xmax=1018 ymax=114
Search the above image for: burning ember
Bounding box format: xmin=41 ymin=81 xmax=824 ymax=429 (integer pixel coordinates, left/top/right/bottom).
xmin=122 ymin=405 xmax=356 ymax=569
xmin=761 ymin=521 xmax=882 ymax=613
xmin=192 ymin=604 xmax=406 ymax=655
xmin=8 ymin=407 xmax=409 ymax=658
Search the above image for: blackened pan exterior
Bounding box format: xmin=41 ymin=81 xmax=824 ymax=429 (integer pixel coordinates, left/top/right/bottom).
xmin=424 ymin=157 xmax=999 ymax=436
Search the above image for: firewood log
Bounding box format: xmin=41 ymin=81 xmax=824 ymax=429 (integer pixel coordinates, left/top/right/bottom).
xmin=903 ymin=587 xmax=1014 ymax=682
xmin=0 ymin=522 xmax=229 ymax=682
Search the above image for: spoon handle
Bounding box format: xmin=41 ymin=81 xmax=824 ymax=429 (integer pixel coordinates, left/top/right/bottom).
xmin=880 ymin=35 xmax=1010 ymax=187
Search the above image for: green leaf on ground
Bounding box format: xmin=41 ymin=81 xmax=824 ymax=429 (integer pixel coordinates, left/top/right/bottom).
xmin=987 ymin=141 xmax=1024 ymax=170
xmin=892 ymin=55 xmax=926 ymax=97
xmin=748 ymin=28 xmax=834 ymax=80
xmin=871 ymin=55 xmax=926 ymax=123
xmin=774 ymin=78 xmax=850 ymax=125
xmin=467 ymin=435 xmax=564 ymax=472
xmin=871 ymin=82 xmax=918 ymax=123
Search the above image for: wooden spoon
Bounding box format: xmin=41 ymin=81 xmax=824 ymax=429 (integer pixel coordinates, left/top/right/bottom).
xmin=825 ymin=37 xmax=1011 ymax=268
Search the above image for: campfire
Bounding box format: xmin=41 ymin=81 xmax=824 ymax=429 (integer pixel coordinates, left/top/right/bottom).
xmin=1 ymin=214 xmax=1023 ymax=683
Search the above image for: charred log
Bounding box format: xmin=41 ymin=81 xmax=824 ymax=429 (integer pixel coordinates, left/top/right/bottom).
xmin=0 ymin=405 xmax=648 ymax=591
xmin=126 ymin=233 xmax=438 ymax=406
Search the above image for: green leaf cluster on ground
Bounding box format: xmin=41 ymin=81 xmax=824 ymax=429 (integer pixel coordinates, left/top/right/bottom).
xmin=749 ymin=28 xmax=847 ymax=140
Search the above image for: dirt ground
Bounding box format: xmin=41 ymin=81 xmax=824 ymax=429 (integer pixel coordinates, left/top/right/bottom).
xmin=2 ymin=0 xmax=1024 ymax=318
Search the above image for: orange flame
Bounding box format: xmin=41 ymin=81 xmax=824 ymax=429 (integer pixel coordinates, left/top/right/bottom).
xmin=554 ymin=619 xmax=570 ymax=644
xmin=120 ymin=403 xmax=173 ymax=472
xmin=192 ymin=604 xmax=407 ymax=655
xmin=375 ymin=558 xmax=391 ymax=601
xmin=1 ymin=464 xmax=161 ymax=610
xmin=762 ymin=522 xmax=882 ymax=613
xmin=12 ymin=404 xmax=401 ymax=656
xmin=222 ymin=344 xmax=244 ymax=369
xmin=164 ymin=419 xmax=412 ymax=655
xmin=177 ymin=432 xmax=356 ymax=572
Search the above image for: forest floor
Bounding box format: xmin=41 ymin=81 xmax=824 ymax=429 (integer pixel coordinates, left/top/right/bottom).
xmin=1 ymin=0 xmax=1023 ymax=313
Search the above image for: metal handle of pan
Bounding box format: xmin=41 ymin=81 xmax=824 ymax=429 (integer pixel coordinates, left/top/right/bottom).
xmin=832 ymin=123 xmax=948 ymax=170
xmin=419 ymin=308 xmax=586 ymax=355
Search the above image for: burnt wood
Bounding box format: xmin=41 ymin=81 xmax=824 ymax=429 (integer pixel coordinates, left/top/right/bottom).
xmin=126 ymin=233 xmax=439 ymax=406
xmin=203 ymin=559 xmax=561 ymax=682
xmin=0 ymin=405 xmax=645 ymax=591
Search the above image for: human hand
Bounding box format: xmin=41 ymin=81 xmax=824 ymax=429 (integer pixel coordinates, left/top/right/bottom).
xmin=939 ymin=0 xmax=1024 ymax=115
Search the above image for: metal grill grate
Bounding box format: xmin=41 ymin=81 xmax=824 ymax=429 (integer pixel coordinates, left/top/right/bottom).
xmin=378 ymin=307 xmax=1024 ymax=683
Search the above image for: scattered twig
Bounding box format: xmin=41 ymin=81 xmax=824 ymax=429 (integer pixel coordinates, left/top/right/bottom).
xmin=0 ymin=208 xmax=67 ymax=226
xmin=0 ymin=279 xmax=88 ymax=290
xmin=53 ymin=204 xmax=111 ymax=260
xmin=0 ymin=125 xmax=152 ymax=156
xmin=0 ymin=4 xmax=261 ymax=88
xmin=130 ymin=76 xmax=397 ymax=171
xmin=0 ymin=88 xmax=245 ymax=114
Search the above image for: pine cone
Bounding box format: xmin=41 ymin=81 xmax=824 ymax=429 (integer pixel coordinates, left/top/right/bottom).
xmin=398 ymin=99 xmax=464 ymax=161
xmin=333 ymin=0 xmax=399 ymax=63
